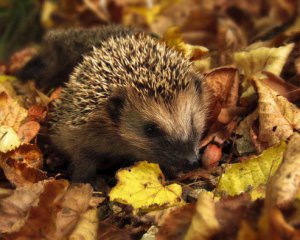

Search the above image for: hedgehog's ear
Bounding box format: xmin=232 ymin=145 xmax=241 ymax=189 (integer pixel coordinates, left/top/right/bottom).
xmin=106 ymin=87 xmax=127 ymax=124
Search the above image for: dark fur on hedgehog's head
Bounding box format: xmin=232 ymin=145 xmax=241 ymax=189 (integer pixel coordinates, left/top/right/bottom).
xmin=52 ymin=33 xmax=209 ymax=176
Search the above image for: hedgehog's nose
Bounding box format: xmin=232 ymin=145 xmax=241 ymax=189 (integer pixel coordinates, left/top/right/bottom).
xmin=183 ymin=153 xmax=200 ymax=170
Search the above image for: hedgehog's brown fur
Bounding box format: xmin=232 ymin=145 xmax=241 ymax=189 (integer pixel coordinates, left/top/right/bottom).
xmin=22 ymin=26 xmax=209 ymax=184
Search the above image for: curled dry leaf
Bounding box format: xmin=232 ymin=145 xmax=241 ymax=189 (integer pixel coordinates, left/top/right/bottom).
xmin=200 ymin=67 xmax=240 ymax=147
xmin=235 ymin=110 xmax=258 ymax=155
xmin=0 ymin=126 xmax=20 ymax=153
xmin=234 ymin=43 xmax=294 ymax=105
xmin=262 ymin=71 xmax=300 ymax=103
xmin=109 ymin=161 xmax=184 ymax=213
xmin=267 ymin=133 xmax=300 ymax=208
xmin=216 ymin=142 xmax=286 ymax=197
xmin=235 ymin=78 xmax=300 ymax=154
xmin=204 ymin=66 xmax=239 ymax=109
xmin=253 ymin=77 xmax=300 ymax=148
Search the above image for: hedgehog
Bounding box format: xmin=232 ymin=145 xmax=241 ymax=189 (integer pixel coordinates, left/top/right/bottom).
xmin=18 ymin=25 xmax=209 ymax=184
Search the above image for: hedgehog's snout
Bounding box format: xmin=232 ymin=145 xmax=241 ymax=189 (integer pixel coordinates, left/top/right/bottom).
xmin=182 ymin=153 xmax=200 ymax=170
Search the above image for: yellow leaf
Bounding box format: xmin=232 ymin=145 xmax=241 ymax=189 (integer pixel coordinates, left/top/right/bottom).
xmin=41 ymin=0 xmax=58 ymax=29
xmin=163 ymin=27 xmax=210 ymax=72
xmin=109 ymin=161 xmax=184 ymax=213
xmin=184 ymin=191 xmax=219 ymax=240
xmin=233 ymin=43 xmax=294 ymax=105
xmin=0 ymin=126 xmax=21 ymax=153
xmin=0 ymin=75 xmax=16 ymax=84
xmin=216 ymin=142 xmax=286 ymax=197
xmin=69 ymin=209 xmax=99 ymax=240
xmin=125 ymin=0 xmax=181 ymax=25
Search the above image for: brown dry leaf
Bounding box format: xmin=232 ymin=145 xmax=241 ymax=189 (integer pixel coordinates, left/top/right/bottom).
xmin=50 ymin=87 xmax=62 ymax=101
xmin=200 ymin=67 xmax=240 ymax=147
xmin=235 ymin=111 xmax=258 ymax=155
xmin=27 ymin=105 xmax=47 ymax=123
xmin=0 ymin=180 xmax=47 ymax=234
xmin=8 ymin=47 xmax=38 ymax=74
xmin=184 ymin=191 xmax=220 ymax=240
xmin=69 ymin=208 xmax=99 ymax=240
xmin=267 ymin=133 xmax=300 ymax=208
xmin=17 ymin=121 xmax=40 ymax=144
xmin=53 ymin=184 xmax=95 ymax=238
xmin=2 ymin=143 xmax=43 ymax=168
xmin=97 ymin=222 xmax=132 ymax=240
xmin=0 ymin=144 xmax=45 ymax=187
xmin=234 ymin=43 xmax=295 ymax=105
xmin=0 ymin=157 xmax=47 ymax=187
xmin=156 ymin=204 xmax=195 ymax=240
xmin=262 ymin=71 xmax=300 ymax=103
xmin=253 ymin=77 xmax=300 ymax=148
xmin=0 ymin=91 xmax=27 ymax=132
xmin=3 ymin=179 xmax=69 ymax=239
xmin=204 ymin=66 xmax=239 ymax=109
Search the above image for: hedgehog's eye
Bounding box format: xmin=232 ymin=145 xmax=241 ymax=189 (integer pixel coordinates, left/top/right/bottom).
xmin=144 ymin=123 xmax=162 ymax=138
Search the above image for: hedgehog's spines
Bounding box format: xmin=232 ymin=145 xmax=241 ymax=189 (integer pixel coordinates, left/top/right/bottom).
xmin=49 ymin=33 xmax=194 ymax=127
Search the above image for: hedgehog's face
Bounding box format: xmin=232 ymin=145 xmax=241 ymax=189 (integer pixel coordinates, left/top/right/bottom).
xmin=107 ymin=79 xmax=208 ymax=177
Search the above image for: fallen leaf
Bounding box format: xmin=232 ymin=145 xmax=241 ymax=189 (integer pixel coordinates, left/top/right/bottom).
xmin=204 ymin=66 xmax=239 ymax=109
xmin=184 ymin=191 xmax=220 ymax=240
xmin=0 ymin=126 xmax=21 ymax=153
xmin=0 ymin=91 xmax=27 ymax=132
xmin=109 ymin=161 xmax=184 ymax=213
xmin=234 ymin=43 xmax=294 ymax=105
xmin=200 ymin=67 xmax=240 ymax=147
xmin=3 ymin=144 xmax=43 ymax=169
xmin=17 ymin=121 xmax=40 ymax=144
xmin=69 ymin=208 xmax=99 ymax=240
xmin=0 ymin=180 xmax=54 ymax=233
xmin=156 ymin=204 xmax=195 ymax=240
xmin=0 ymin=157 xmax=47 ymax=187
xmin=8 ymin=47 xmax=38 ymax=74
xmin=97 ymin=222 xmax=132 ymax=240
xmin=253 ymin=77 xmax=300 ymax=148
xmin=267 ymin=133 xmax=300 ymax=208
xmin=216 ymin=142 xmax=286 ymax=196
xmin=262 ymin=71 xmax=300 ymax=103
xmin=53 ymin=184 xmax=95 ymax=238
xmin=27 ymin=105 xmax=47 ymax=122
xmin=3 ymin=179 xmax=69 ymax=239
xmin=235 ymin=111 xmax=258 ymax=155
